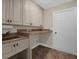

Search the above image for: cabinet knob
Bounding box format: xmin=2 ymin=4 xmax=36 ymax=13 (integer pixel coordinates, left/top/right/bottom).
xmin=7 ymin=19 xmax=9 ymax=22
xmin=55 ymin=32 xmax=57 ymax=34
xmin=30 ymin=23 xmax=32 ymax=25
xmin=10 ymin=20 xmax=12 ymax=23
xmin=16 ymin=43 xmax=18 ymax=46
xmin=6 ymin=19 xmax=12 ymax=23
xmin=13 ymin=44 xmax=16 ymax=47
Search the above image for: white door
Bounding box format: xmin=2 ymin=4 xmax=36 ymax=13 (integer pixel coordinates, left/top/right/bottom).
xmin=53 ymin=7 xmax=77 ymax=55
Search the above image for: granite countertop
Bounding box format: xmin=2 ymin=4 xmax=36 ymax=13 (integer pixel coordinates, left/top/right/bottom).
xmin=17 ymin=29 xmax=52 ymax=34
xmin=2 ymin=29 xmax=52 ymax=44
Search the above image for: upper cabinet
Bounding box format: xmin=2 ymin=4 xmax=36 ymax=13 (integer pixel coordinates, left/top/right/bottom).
xmin=2 ymin=0 xmax=43 ymax=26
xmin=30 ymin=1 xmax=43 ymax=26
xmin=23 ymin=0 xmax=43 ymax=26
xmin=2 ymin=0 xmax=6 ymax=24
xmin=22 ymin=0 xmax=30 ymax=25
xmin=2 ymin=0 xmax=10 ymax=24
xmin=13 ymin=0 xmax=22 ymax=25
xmin=2 ymin=0 xmax=22 ymax=25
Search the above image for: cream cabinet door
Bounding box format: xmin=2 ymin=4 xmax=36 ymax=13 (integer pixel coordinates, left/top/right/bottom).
xmin=22 ymin=0 xmax=43 ymax=26
xmin=2 ymin=0 xmax=6 ymax=24
xmin=13 ymin=0 xmax=22 ymax=25
xmin=9 ymin=0 xmax=14 ymax=24
xmin=30 ymin=1 xmax=43 ymax=26
xmin=22 ymin=0 xmax=30 ymax=25
xmin=2 ymin=0 xmax=22 ymax=25
xmin=2 ymin=0 xmax=10 ymax=24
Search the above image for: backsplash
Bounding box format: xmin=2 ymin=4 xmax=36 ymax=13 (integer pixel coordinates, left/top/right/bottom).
xmin=2 ymin=25 xmax=17 ymax=34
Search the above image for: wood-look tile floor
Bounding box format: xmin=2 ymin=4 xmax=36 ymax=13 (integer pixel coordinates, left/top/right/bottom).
xmin=32 ymin=45 xmax=77 ymax=59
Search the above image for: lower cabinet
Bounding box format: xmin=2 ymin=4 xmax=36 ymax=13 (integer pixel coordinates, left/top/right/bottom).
xmin=2 ymin=34 xmax=41 ymax=59
xmin=3 ymin=0 xmax=43 ymax=26
xmin=2 ymin=38 xmax=28 ymax=59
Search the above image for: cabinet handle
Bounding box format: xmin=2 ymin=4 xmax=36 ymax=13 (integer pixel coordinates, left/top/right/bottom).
xmin=16 ymin=43 xmax=18 ymax=46
xmin=7 ymin=19 xmax=9 ymax=22
xmin=13 ymin=44 xmax=16 ymax=47
xmin=10 ymin=20 xmax=12 ymax=23
xmin=55 ymin=32 xmax=57 ymax=34
xmin=30 ymin=23 xmax=32 ymax=25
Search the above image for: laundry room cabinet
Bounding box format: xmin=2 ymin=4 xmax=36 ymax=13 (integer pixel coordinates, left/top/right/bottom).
xmin=29 ymin=1 xmax=43 ymax=26
xmin=22 ymin=0 xmax=43 ymax=26
xmin=13 ymin=0 xmax=22 ymax=25
xmin=2 ymin=0 xmax=22 ymax=25
xmin=2 ymin=0 xmax=43 ymax=26
xmin=2 ymin=0 xmax=12 ymax=24
xmin=22 ymin=0 xmax=30 ymax=25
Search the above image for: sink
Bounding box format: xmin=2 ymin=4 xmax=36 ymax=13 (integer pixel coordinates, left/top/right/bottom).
xmin=2 ymin=34 xmax=21 ymax=41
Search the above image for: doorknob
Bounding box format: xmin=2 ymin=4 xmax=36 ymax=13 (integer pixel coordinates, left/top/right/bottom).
xmin=55 ymin=32 xmax=57 ymax=34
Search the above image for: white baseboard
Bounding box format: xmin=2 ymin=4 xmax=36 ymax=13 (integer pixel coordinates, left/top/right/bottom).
xmin=32 ymin=43 xmax=40 ymax=49
xmin=39 ymin=43 xmax=53 ymax=49
xmin=32 ymin=43 xmax=53 ymax=49
xmin=40 ymin=43 xmax=77 ymax=56
xmin=31 ymin=43 xmax=77 ymax=56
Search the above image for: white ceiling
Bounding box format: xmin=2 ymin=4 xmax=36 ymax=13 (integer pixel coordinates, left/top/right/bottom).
xmin=33 ymin=0 xmax=73 ymax=9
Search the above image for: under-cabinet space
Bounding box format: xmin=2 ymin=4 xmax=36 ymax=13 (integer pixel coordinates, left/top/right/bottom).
xmin=8 ymin=49 xmax=28 ymax=59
